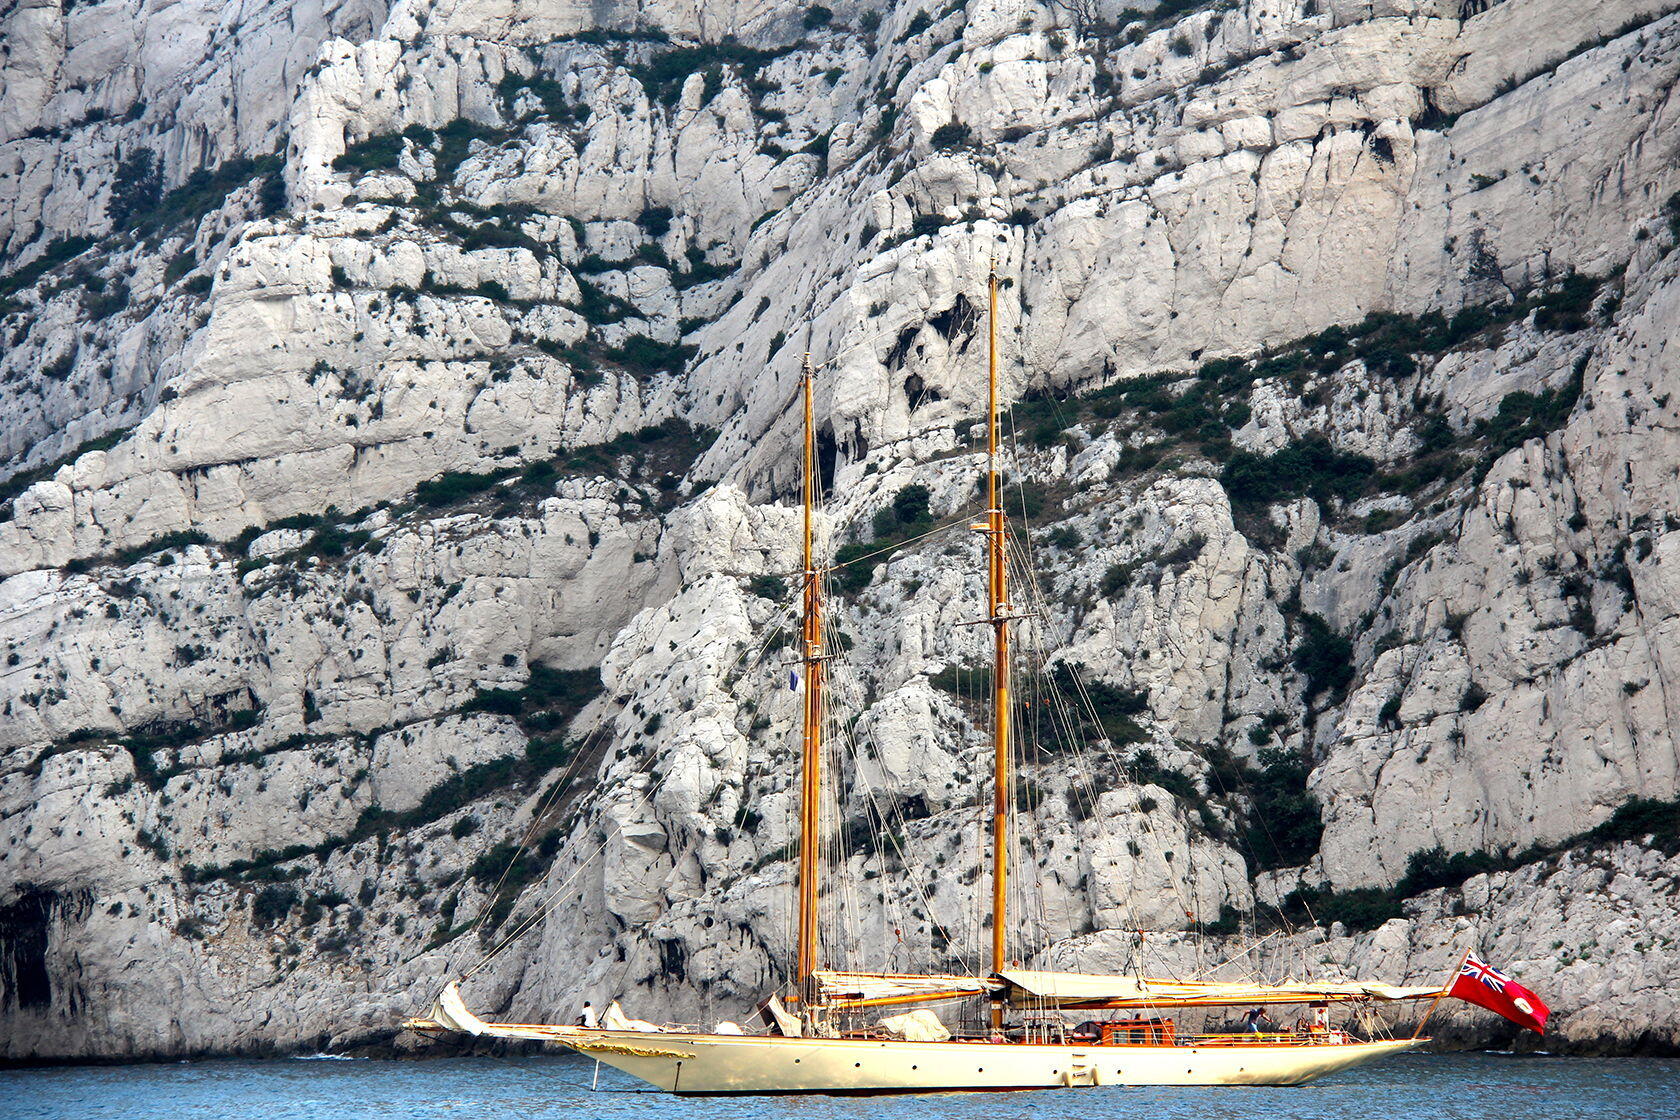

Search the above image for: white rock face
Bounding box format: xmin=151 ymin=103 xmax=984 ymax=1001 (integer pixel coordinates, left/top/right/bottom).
xmin=3 ymin=0 xmax=1680 ymax=1061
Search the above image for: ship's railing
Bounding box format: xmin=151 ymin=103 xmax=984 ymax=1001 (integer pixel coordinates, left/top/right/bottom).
xmin=530 ymin=1023 xmax=1375 ymax=1047
xmin=543 ymin=1020 xmax=1369 ymax=1047
xmin=1061 ymin=1029 xmax=1360 ymax=1048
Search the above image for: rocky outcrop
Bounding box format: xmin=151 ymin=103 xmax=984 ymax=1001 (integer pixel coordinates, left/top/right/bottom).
xmin=3 ymin=0 xmax=1679 ymax=1061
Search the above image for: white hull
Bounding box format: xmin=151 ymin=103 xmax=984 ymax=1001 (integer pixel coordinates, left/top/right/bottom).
xmin=554 ymin=1029 xmax=1423 ymax=1094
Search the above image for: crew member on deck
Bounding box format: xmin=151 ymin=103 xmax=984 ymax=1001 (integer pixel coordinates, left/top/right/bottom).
xmin=577 ymin=1001 xmax=598 ymax=1029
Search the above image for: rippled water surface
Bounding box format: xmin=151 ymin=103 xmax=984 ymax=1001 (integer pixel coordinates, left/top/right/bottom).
xmin=7 ymin=1051 xmax=1676 ymax=1120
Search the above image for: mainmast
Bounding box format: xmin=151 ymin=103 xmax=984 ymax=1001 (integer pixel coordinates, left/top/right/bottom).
xmin=984 ymin=262 xmax=1012 ymax=1030
xmin=795 ymin=352 xmax=824 ymax=1007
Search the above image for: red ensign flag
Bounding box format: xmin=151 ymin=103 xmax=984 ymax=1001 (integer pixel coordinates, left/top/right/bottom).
xmin=1448 ymin=953 xmax=1549 ymax=1034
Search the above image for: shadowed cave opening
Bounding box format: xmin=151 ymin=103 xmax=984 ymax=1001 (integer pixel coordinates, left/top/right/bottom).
xmin=0 ymin=887 xmax=56 ymax=1011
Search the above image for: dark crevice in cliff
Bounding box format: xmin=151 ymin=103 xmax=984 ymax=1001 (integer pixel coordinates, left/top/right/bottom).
xmin=0 ymin=887 xmax=57 ymax=1011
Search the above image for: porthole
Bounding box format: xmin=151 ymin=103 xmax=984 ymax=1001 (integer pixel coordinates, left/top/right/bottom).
xmin=854 ymin=1062 xmax=861 ymax=1068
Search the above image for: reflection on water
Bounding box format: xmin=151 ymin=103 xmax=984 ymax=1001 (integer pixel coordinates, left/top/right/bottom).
xmin=6 ymin=1051 xmax=1677 ymax=1120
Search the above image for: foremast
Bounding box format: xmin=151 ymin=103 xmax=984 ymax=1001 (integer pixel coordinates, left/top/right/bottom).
xmin=795 ymin=353 xmax=825 ymax=1009
xmin=984 ymin=261 xmax=1012 ymax=1031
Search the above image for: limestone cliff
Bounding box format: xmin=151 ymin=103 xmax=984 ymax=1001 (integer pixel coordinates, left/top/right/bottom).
xmin=2 ymin=0 xmax=1678 ymax=1061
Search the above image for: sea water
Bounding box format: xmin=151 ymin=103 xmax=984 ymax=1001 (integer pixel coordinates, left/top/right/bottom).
xmin=5 ymin=1051 xmax=1676 ymax=1120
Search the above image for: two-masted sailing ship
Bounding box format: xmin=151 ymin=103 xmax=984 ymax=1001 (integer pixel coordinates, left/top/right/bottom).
xmin=404 ymin=265 xmax=1542 ymax=1094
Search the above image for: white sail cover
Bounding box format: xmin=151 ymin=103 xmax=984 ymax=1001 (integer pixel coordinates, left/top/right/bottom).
xmin=998 ymin=970 xmax=1442 ymax=1006
xmin=421 ymin=982 xmax=571 ymax=1041
xmin=603 ymin=1000 xmax=664 ymax=1032
xmin=431 ymin=981 xmax=489 ymax=1035
xmin=764 ymin=995 xmax=804 ymax=1037
xmin=417 ymin=985 xmax=676 ymax=1044
xmin=877 ymin=1009 xmax=952 ymax=1042
xmin=812 ymin=970 xmax=999 ymax=1004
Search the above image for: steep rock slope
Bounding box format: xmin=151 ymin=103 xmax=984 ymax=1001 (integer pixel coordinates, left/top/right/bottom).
xmin=2 ymin=0 xmax=1679 ymax=1060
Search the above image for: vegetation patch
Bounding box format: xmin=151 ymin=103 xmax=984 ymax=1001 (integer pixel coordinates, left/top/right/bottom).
xmin=674 ymin=247 xmax=734 ymax=290
xmin=598 ymin=334 xmax=697 ymax=379
xmin=497 ymin=74 xmax=591 ymax=123
xmin=1004 ymin=275 xmax=1615 ymax=549
xmin=1221 ymin=438 xmax=1376 ymax=510
xmin=832 ymin=484 xmax=934 ymax=593
xmin=1127 ymin=748 xmax=1196 ymax=800
xmin=1280 ymin=883 xmax=1397 ymax=932
xmin=1206 ymin=744 xmax=1323 ymax=871
xmin=398 ymin=421 xmax=716 ymax=529
xmin=334 ymin=131 xmax=410 ymax=174
xmin=569 ymin=278 xmax=637 ymax=324
xmin=354 ymin=755 xmax=527 ymax=839
xmin=420 ymin=275 xmax=511 ymax=306
xmin=548 ymin=419 xmax=718 ymax=490
xmin=747 ymin=574 xmax=785 ymax=600
xmin=629 ymin=38 xmax=785 ymax=106
xmin=1292 ymin=613 xmax=1354 ymax=702
xmin=930 ymin=122 xmax=971 ymax=150
xmin=1034 ymin=663 xmax=1151 ymax=750
xmin=461 ymin=818 xmax=575 ymax=932
xmin=104 ymin=530 xmax=213 ymax=567
xmin=108 ymin=149 xmax=284 ymax=234
xmin=1270 ymin=794 xmax=1680 ymax=932
xmin=0 ymin=236 xmax=98 ymax=315
xmin=930 ymin=662 xmax=991 ymax=697
xmin=251 ymin=884 xmax=301 ymax=927
xmin=444 ymin=211 xmax=543 ymax=254
xmin=107 ymin=150 xmax=163 ymax=229
xmin=336 ymin=119 xmax=513 ymax=204
xmin=416 ymin=467 xmax=518 ymax=507
xmin=162 ymin=154 xmax=286 ymax=226
xmin=1474 ymin=360 xmax=1584 ymax=465
xmin=465 ymin=664 xmax=603 ymax=735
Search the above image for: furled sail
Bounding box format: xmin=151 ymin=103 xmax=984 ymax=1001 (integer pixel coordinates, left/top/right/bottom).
xmin=431 ymin=981 xmax=490 ymax=1035
xmin=408 ymin=982 xmax=585 ymax=1043
xmin=811 ymin=970 xmax=1000 ymax=1008
xmin=997 ymin=970 xmax=1443 ymax=1008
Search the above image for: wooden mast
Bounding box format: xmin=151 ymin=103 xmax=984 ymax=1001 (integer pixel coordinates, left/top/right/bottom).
xmin=795 ymin=351 xmax=824 ymax=1007
xmin=985 ymin=261 xmax=1011 ymax=1031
